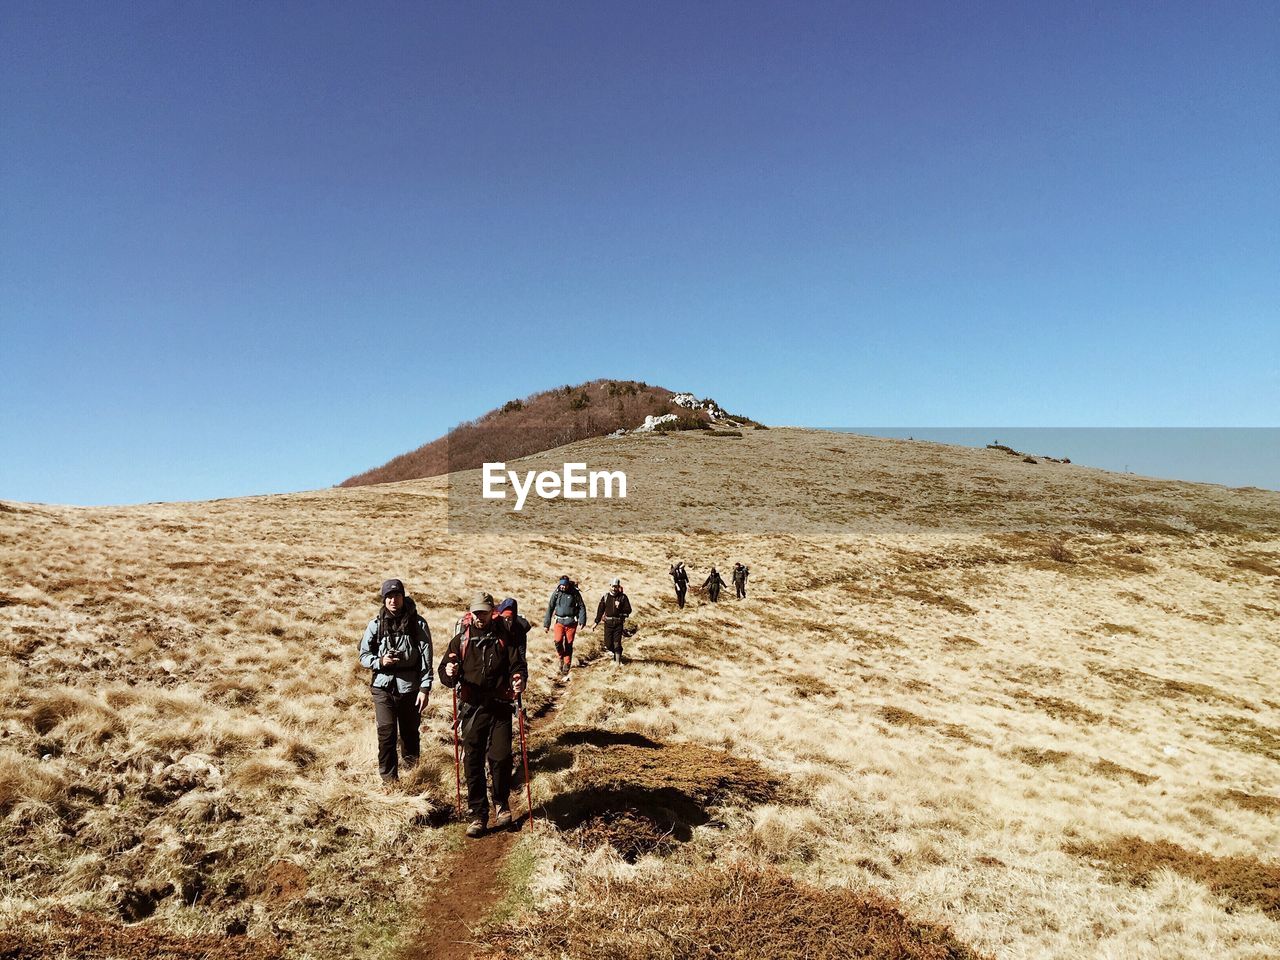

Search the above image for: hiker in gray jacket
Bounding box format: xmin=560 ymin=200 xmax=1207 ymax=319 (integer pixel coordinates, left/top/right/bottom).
xmin=543 ymin=576 xmax=586 ymax=677
xmin=358 ymin=579 xmax=433 ymax=784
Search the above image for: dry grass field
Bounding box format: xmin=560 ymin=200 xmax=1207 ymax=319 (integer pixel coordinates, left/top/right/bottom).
xmin=1 ymin=428 xmax=1278 ymax=959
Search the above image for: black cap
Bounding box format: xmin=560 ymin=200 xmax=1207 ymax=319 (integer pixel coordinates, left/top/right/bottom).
xmin=380 ymin=579 xmax=405 ymax=598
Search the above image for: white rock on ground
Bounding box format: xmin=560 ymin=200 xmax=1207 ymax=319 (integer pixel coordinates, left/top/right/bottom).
xmin=635 ymin=414 xmax=679 ymax=432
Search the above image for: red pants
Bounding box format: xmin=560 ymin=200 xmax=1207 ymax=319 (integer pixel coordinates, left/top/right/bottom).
xmin=552 ymin=621 xmax=577 ymax=661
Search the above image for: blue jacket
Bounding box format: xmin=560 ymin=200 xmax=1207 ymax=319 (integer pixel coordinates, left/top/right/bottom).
xmin=543 ymin=585 xmax=587 ymax=628
xmin=358 ymin=598 xmax=433 ymax=695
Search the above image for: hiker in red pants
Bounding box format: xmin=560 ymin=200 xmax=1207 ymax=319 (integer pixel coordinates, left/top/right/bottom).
xmin=543 ymin=576 xmax=586 ymax=678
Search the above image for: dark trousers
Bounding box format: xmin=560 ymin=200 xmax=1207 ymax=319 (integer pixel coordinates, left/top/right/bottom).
xmin=602 ymin=619 xmax=625 ymax=654
xmin=708 ymin=585 xmax=721 ymax=602
xmin=460 ymin=700 xmax=513 ymax=819
xmin=735 ymin=582 xmax=746 ymax=598
xmin=372 ymin=685 xmax=420 ymax=780
xmin=674 ymin=584 xmax=686 ymax=608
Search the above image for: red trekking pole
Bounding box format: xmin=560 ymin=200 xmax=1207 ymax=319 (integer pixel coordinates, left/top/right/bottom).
xmin=451 ymin=684 xmax=462 ymax=818
xmin=517 ymin=695 xmax=533 ymax=826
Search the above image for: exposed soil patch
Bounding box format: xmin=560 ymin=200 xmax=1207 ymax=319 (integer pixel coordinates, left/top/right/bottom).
xmin=262 ymin=860 xmax=307 ymax=903
xmin=477 ymin=862 xmax=991 ymax=959
xmin=1068 ymin=836 xmax=1280 ymax=920
xmin=400 ymin=831 xmax=517 ymax=960
xmin=541 ymin=734 xmax=782 ymax=861
xmin=0 ymin=906 xmax=282 ymax=959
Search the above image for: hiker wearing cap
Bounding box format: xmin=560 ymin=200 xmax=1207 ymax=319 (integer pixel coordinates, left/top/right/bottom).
xmin=669 ymin=562 xmax=689 ymax=608
xmin=543 ymin=576 xmax=586 ymax=678
xmin=593 ymin=578 xmax=632 ymax=665
xmin=357 ymin=579 xmax=433 ymax=784
xmin=439 ymin=594 xmax=528 ymax=837
xmin=702 ymin=567 xmax=726 ymax=603
xmin=732 ymin=562 xmax=750 ymax=599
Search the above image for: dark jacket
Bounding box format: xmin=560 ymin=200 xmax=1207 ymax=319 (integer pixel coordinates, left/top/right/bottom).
xmin=544 ymin=585 xmax=587 ymax=628
xmin=594 ymin=591 xmax=633 ymax=624
xmin=495 ymin=598 xmax=529 ymax=656
xmin=670 ymin=565 xmax=688 ymax=587
xmin=703 ymin=570 xmax=725 ymax=589
xmin=732 ymin=565 xmax=749 ymax=585
xmin=438 ymin=616 xmax=528 ymax=704
xmin=358 ymin=597 xmax=433 ymax=695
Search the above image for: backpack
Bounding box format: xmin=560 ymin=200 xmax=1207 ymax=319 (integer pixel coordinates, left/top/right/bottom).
xmin=454 ymin=611 xmax=507 ymax=660
xmin=452 ymin=612 xmax=514 ymax=703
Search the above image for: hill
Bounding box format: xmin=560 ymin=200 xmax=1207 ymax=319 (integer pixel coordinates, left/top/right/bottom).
xmin=339 ymin=378 xmax=760 ymax=487
xmin=1 ymin=428 xmax=1278 ymax=959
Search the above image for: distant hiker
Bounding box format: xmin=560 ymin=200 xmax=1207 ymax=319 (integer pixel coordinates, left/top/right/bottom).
xmin=669 ymin=562 xmax=689 ymax=608
xmin=439 ymin=594 xmax=528 ymax=837
xmin=702 ymin=567 xmax=725 ymax=602
xmin=732 ymin=563 xmax=750 ymax=599
xmin=543 ymin=576 xmax=586 ymax=678
xmin=357 ymin=579 xmax=433 ymax=785
xmin=594 ymin=577 xmax=633 ymax=665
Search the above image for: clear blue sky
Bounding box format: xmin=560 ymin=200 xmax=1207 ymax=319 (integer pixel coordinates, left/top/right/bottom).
xmin=2 ymin=1 xmax=1276 ymax=505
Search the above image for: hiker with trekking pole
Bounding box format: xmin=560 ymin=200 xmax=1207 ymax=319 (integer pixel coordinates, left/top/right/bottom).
xmin=439 ymin=594 xmax=528 ymax=837
xmin=543 ymin=575 xmax=586 ymax=680
xmin=593 ymin=577 xmax=632 ymax=665
xmin=357 ymin=579 xmax=432 ymax=788
xmin=702 ymin=566 xmax=726 ymax=603
xmin=669 ymin=561 xmax=689 ymax=608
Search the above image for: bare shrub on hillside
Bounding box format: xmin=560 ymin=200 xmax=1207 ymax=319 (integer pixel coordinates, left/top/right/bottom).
xmin=341 ymin=380 xmax=705 ymax=485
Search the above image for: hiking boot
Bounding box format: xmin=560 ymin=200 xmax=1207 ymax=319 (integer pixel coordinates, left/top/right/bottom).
xmin=492 ymin=807 xmax=512 ymax=829
xmin=465 ymin=818 xmax=486 ymax=838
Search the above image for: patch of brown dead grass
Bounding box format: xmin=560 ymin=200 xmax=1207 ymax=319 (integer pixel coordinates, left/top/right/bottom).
xmin=1091 ymin=758 xmax=1157 ymax=785
xmin=1221 ymin=790 xmax=1280 ymax=815
xmin=478 ymin=862 xmax=991 ymax=960
xmin=0 ymin=906 xmax=283 ymax=959
xmin=543 ymin=735 xmax=782 ymax=860
xmin=1067 ymin=836 xmax=1280 ymax=920
xmin=790 ymin=674 xmax=836 ymax=699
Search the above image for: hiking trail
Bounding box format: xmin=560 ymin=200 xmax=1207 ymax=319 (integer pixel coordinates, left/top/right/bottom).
xmin=399 ymin=595 xmax=702 ymax=959
xmin=398 ymin=669 xmax=574 ymax=960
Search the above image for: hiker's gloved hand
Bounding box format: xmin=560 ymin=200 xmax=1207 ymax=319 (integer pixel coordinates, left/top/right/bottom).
xmin=511 ymin=675 xmax=525 ymax=696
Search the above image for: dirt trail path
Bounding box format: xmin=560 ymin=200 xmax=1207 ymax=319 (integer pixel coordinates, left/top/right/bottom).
xmin=399 ymin=827 xmax=517 ymax=960
xmin=399 ymin=676 xmax=574 ymax=960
